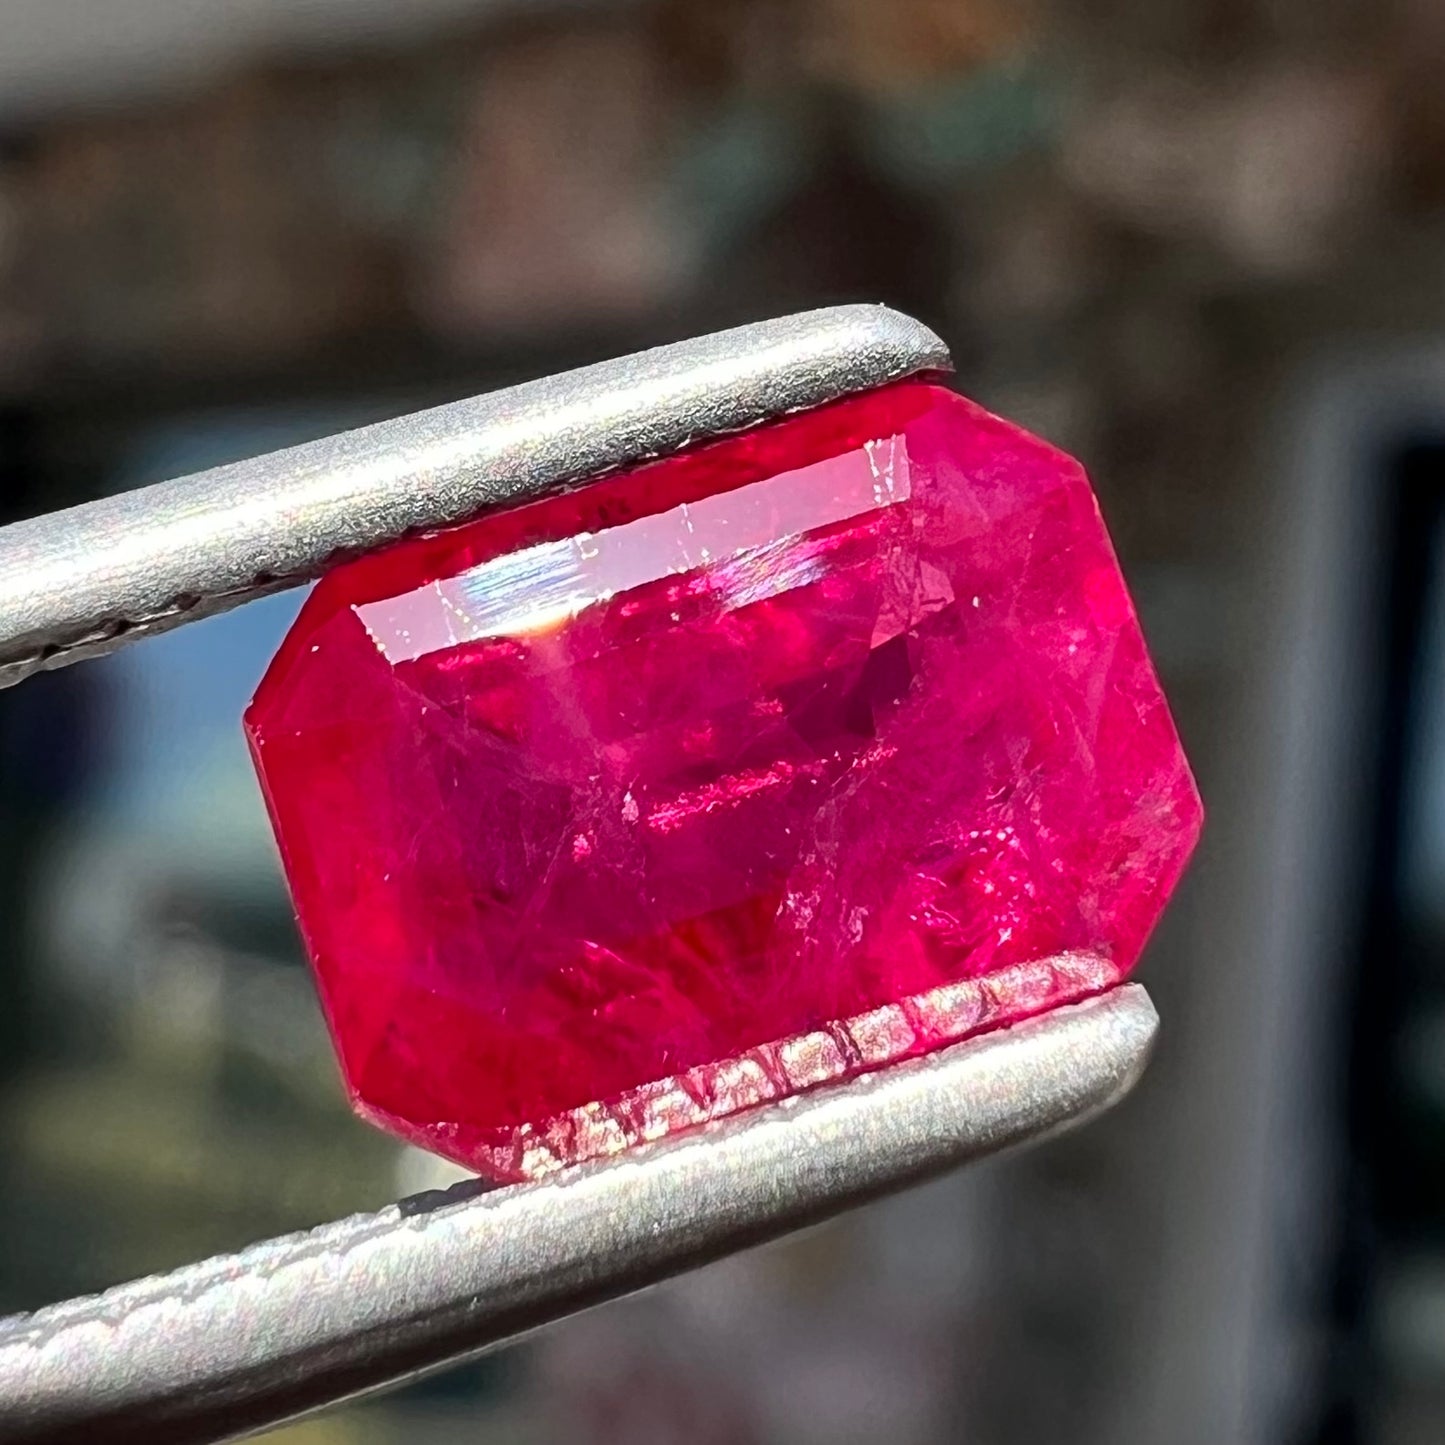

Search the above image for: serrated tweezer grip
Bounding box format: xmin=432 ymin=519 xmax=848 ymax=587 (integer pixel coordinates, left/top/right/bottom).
xmin=0 ymin=988 xmax=1157 ymax=1445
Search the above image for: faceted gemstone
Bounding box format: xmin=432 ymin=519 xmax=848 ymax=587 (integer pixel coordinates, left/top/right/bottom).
xmin=246 ymin=381 xmax=1201 ymax=1180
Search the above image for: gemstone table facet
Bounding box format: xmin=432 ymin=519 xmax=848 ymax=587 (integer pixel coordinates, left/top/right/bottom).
xmin=246 ymin=381 xmax=1202 ymax=1180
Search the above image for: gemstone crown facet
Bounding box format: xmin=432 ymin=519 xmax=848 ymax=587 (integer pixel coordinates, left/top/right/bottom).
xmin=246 ymin=381 xmax=1201 ymax=1180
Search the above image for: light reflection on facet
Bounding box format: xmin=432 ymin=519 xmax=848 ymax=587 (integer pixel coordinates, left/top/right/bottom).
xmin=356 ymin=437 xmax=910 ymax=663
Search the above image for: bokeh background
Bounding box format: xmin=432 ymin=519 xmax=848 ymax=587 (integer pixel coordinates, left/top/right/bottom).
xmin=1 ymin=1 xmax=1443 ymax=1441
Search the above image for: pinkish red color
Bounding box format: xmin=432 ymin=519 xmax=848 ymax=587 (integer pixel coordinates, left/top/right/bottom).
xmin=247 ymin=381 xmax=1201 ymax=1179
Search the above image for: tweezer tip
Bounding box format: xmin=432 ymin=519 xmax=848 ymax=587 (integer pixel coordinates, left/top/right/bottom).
xmin=770 ymin=303 xmax=954 ymax=382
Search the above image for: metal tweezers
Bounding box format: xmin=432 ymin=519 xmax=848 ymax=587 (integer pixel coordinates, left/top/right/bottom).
xmin=0 ymin=306 xmax=1159 ymax=1443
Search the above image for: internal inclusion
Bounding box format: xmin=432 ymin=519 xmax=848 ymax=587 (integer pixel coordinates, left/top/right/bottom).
xmin=359 ymin=950 xmax=1121 ymax=1182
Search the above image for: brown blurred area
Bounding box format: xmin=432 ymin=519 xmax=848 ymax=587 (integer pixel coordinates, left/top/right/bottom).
xmin=3 ymin=1 xmax=1445 ymax=1441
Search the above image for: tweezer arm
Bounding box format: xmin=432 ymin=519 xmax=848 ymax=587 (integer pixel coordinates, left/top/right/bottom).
xmin=0 ymin=986 xmax=1157 ymax=1445
xmin=0 ymin=305 xmax=948 ymax=687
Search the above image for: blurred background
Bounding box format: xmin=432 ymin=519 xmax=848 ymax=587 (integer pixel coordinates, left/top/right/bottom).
xmin=0 ymin=0 xmax=1442 ymax=1441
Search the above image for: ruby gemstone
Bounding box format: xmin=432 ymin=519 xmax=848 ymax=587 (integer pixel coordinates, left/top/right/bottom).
xmin=246 ymin=381 xmax=1201 ymax=1180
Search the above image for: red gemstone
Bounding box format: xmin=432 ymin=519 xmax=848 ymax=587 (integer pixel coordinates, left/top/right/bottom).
xmin=246 ymin=381 xmax=1200 ymax=1179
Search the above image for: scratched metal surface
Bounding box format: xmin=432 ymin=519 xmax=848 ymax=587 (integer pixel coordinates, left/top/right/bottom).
xmin=0 ymin=985 xmax=1157 ymax=1445
xmin=0 ymin=305 xmax=949 ymax=685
